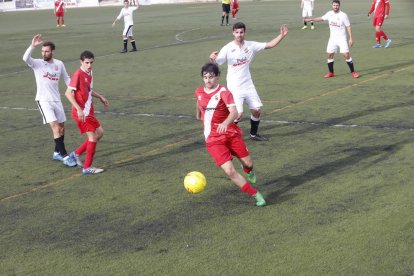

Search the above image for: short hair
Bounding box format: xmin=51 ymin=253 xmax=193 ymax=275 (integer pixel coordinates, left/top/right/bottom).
xmin=42 ymin=41 xmax=55 ymax=51
xmin=233 ymin=22 xmax=246 ymax=31
xmin=201 ymin=63 xmax=220 ymax=77
xmin=124 ymin=0 xmax=129 ymax=2
xmin=80 ymin=50 xmax=94 ymax=61
xmin=332 ymin=0 xmax=340 ymax=5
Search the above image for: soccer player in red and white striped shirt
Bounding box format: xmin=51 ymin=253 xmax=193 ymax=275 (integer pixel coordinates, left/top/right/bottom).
xmin=54 ymin=0 xmax=66 ymax=27
xmin=195 ymin=63 xmax=266 ymax=207
xmin=368 ymin=0 xmax=391 ymax=48
xmin=65 ymin=51 xmax=109 ymax=175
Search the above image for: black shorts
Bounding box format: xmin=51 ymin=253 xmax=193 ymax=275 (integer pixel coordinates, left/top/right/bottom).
xmin=222 ymin=3 xmax=230 ymax=13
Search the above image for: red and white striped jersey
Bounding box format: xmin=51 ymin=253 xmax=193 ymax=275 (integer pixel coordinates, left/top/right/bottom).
xmin=195 ymin=84 xmax=242 ymax=143
xmin=369 ymin=0 xmax=390 ymax=18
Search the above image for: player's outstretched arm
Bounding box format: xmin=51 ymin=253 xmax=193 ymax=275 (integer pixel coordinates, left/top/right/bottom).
xmin=305 ymin=16 xmax=323 ymax=22
xmin=265 ymin=24 xmax=288 ymax=49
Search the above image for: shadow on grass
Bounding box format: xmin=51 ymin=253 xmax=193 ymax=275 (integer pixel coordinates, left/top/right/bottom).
xmin=263 ymin=137 xmax=414 ymax=205
xmin=259 ymin=98 xmax=414 ymax=139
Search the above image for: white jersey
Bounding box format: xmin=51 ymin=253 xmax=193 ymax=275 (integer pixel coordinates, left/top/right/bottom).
xmin=117 ymin=6 xmax=138 ymax=26
xmin=302 ymin=0 xmax=313 ymax=9
xmin=23 ymin=46 xmax=70 ymax=102
xmin=321 ymin=10 xmax=350 ymax=41
xmin=215 ymin=40 xmax=266 ymax=91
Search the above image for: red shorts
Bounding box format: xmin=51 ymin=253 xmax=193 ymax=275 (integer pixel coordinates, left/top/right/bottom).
xmin=206 ymin=134 xmax=249 ymax=167
xmin=56 ymin=11 xmax=64 ymax=17
xmin=73 ymin=115 xmax=101 ymax=134
xmin=373 ymin=16 xmax=384 ymax=27
xmin=232 ymin=2 xmax=239 ymax=9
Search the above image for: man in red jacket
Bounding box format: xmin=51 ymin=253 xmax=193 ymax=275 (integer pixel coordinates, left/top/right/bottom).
xmin=368 ymin=0 xmax=391 ymax=48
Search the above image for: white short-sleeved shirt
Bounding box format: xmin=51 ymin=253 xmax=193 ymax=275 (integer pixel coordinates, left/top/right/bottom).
xmin=321 ymin=10 xmax=350 ymax=41
xmin=302 ymin=0 xmax=313 ymax=9
xmin=117 ymin=6 xmax=138 ymax=27
xmin=23 ymin=46 xmax=70 ymax=102
xmin=215 ymin=40 xmax=266 ymax=92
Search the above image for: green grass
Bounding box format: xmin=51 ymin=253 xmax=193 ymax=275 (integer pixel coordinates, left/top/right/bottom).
xmin=1 ymin=0 xmax=414 ymax=274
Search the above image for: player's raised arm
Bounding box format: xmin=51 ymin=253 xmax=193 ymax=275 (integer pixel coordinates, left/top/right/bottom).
xmin=265 ymin=24 xmax=288 ymax=49
xmin=23 ymin=34 xmax=42 ymax=63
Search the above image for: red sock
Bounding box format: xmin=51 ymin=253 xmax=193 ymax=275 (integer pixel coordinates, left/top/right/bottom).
xmin=375 ymin=31 xmax=381 ymax=44
xmin=83 ymin=141 xmax=97 ymax=169
xmin=61 ymin=18 xmax=64 ymax=24
xmin=240 ymin=182 xmax=257 ymax=196
xmin=75 ymin=139 xmax=88 ymax=156
xmin=231 ymin=10 xmax=235 ymax=17
xmin=379 ymin=30 xmax=388 ymax=40
xmin=242 ymin=166 xmax=252 ymax=174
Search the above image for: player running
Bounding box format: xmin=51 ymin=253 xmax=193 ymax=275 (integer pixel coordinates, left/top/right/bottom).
xmin=368 ymin=0 xmax=391 ymax=48
xmin=231 ymin=0 xmax=239 ymax=20
xmin=195 ymin=63 xmax=266 ymax=207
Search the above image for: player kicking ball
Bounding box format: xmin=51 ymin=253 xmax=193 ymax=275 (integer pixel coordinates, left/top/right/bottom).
xmin=195 ymin=63 xmax=266 ymax=207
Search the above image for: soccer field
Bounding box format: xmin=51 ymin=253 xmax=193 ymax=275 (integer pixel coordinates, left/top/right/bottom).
xmin=1 ymin=0 xmax=414 ymax=274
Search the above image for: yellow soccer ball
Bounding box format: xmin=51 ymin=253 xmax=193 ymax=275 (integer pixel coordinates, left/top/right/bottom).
xmin=184 ymin=171 xmax=207 ymax=194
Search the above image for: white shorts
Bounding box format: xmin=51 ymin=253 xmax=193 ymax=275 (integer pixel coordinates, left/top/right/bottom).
xmin=228 ymin=84 xmax=263 ymax=113
xmin=302 ymin=7 xmax=312 ymax=17
xmin=123 ymin=25 xmax=134 ymax=37
xmin=36 ymin=101 xmax=66 ymax=124
xmin=326 ymin=38 xmax=349 ymax=54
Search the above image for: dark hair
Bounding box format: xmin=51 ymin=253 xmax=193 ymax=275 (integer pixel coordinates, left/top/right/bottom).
xmin=233 ymin=22 xmax=246 ymax=31
xmin=332 ymin=0 xmax=340 ymax=5
xmin=42 ymin=41 xmax=55 ymax=51
xmin=201 ymin=63 xmax=220 ymax=77
xmin=80 ymin=50 xmax=94 ymax=61
xmin=123 ymin=0 xmax=129 ymax=2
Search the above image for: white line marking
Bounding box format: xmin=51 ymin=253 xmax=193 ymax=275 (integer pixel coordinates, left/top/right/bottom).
xmin=2 ymin=106 xmax=413 ymax=132
xmin=0 ymin=28 xmax=224 ymax=78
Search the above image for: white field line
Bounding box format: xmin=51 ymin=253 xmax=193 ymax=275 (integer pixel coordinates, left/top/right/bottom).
xmin=1 ymin=106 xmax=414 ymax=132
xmin=0 ymin=29 xmax=223 ymax=78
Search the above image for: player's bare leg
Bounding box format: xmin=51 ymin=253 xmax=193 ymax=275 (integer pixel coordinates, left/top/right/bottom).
xmin=221 ymin=160 xmax=265 ymax=206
